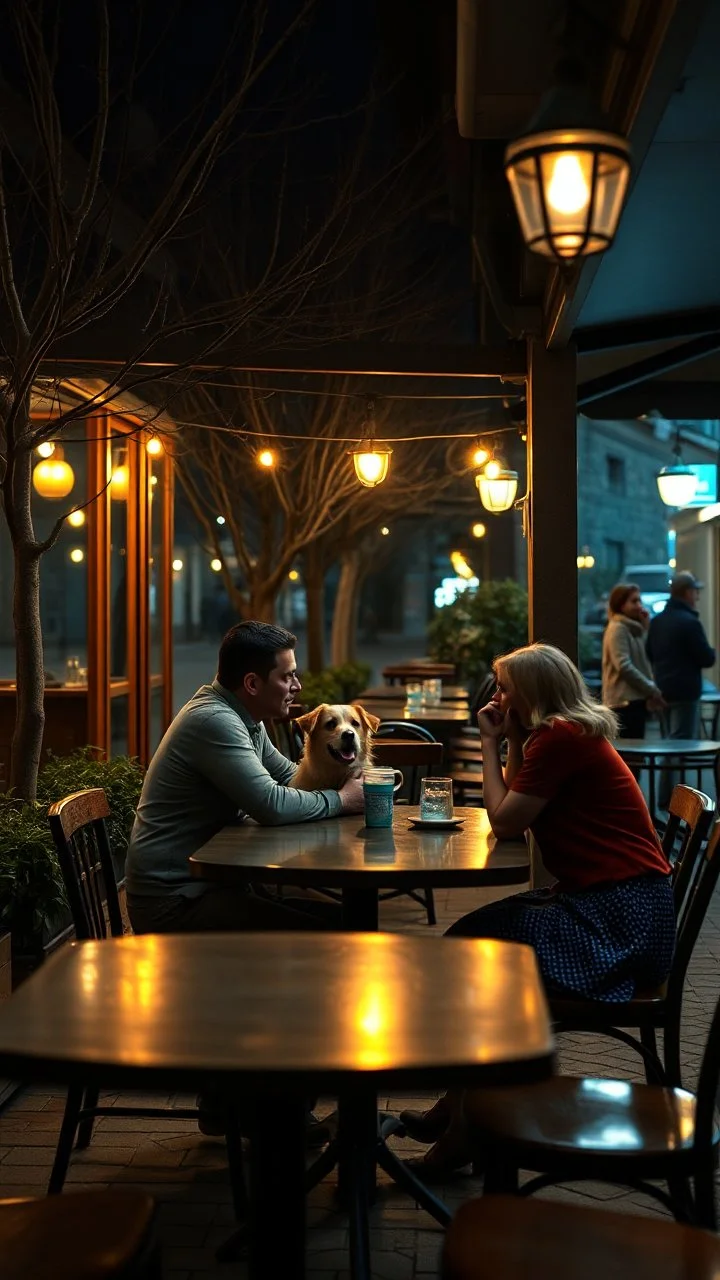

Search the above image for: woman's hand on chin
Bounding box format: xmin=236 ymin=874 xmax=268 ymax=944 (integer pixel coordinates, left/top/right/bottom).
xmin=477 ymin=702 xmax=505 ymax=740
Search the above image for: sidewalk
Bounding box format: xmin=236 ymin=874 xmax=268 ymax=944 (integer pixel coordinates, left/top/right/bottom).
xmin=1 ymin=879 xmax=718 ymax=1280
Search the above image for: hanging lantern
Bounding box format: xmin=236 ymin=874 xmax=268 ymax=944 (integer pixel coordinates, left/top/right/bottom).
xmin=657 ymin=433 xmax=698 ymax=508
xmin=348 ymin=398 xmax=392 ymax=488
xmin=111 ymin=449 xmax=129 ymax=501
xmin=146 ymin=435 xmax=164 ymax=457
xmin=504 ymin=64 xmax=631 ymax=263
xmin=476 ymin=461 xmax=519 ymax=514
xmin=32 ymin=444 xmax=75 ymax=499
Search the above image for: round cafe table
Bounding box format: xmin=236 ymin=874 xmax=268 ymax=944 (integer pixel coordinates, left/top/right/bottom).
xmin=616 ymin=739 xmax=720 ymax=820
xmin=189 ymin=805 xmax=529 ymax=930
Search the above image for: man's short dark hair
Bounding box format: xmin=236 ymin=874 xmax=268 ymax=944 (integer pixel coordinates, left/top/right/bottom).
xmin=218 ymin=621 xmax=297 ymax=688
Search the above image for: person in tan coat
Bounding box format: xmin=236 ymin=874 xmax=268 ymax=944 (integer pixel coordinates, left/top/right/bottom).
xmin=602 ymin=583 xmax=666 ymax=738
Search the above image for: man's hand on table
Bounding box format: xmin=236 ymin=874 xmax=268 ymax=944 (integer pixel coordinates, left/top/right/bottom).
xmin=339 ymin=775 xmax=365 ymax=814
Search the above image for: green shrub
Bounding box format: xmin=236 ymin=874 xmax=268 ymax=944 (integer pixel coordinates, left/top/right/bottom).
xmin=327 ymin=662 xmax=372 ymax=701
xmin=297 ymin=671 xmax=343 ymax=708
xmin=427 ymin=580 xmax=528 ymax=687
xmin=0 ymin=749 xmax=144 ymax=952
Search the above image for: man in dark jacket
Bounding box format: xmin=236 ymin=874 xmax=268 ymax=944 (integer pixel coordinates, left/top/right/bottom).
xmin=647 ymin=570 xmax=716 ymax=804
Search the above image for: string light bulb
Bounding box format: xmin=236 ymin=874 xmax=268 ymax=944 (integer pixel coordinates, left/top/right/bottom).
xmin=146 ymin=436 xmax=164 ymax=456
xmin=67 ymin=509 xmax=86 ymax=528
xmin=210 ymin=558 xmax=222 ymax=572
xmin=471 ymin=443 xmax=490 ymax=468
xmin=36 ymin=441 xmax=55 ymax=459
xmin=69 ymin=547 xmax=85 ymax=564
xmin=32 ymin=444 xmax=75 ymax=499
xmin=257 ymin=448 xmax=277 ymax=469
xmin=472 ymin=522 xmax=486 ymax=539
xmin=349 ymin=399 xmax=392 ymax=488
xmin=288 ymin=569 xmax=300 ymax=582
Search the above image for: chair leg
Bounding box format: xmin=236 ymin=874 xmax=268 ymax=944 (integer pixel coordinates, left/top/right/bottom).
xmin=663 ymin=1016 xmax=683 ymax=1088
xmin=640 ymin=1026 xmax=665 ymax=1083
xmin=76 ymin=1086 xmax=99 ymax=1149
xmin=424 ymin=887 xmax=436 ymax=927
xmin=48 ymin=1083 xmax=84 ymax=1194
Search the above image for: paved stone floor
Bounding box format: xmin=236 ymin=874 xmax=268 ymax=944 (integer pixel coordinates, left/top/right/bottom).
xmin=1 ymin=878 xmax=718 ymax=1279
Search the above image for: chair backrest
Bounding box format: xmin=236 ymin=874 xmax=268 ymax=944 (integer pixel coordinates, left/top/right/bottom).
xmin=373 ymin=739 xmax=444 ymax=804
xmin=374 ymin=720 xmax=438 ymax=744
xmin=662 ymin=783 xmax=715 ymax=911
xmin=48 ymin=789 xmax=124 ymax=941
xmin=667 ymin=813 xmax=720 ymax=1013
xmin=691 ymin=823 xmax=720 ymax=1152
xmin=265 ymin=704 xmax=306 ymax=762
xmin=469 ymin=672 xmax=496 ymax=719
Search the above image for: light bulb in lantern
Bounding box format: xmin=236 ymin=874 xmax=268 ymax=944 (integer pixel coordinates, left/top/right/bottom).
xmin=146 ymin=436 xmax=164 ymax=456
xmin=476 ymin=467 xmax=519 ymax=514
xmin=66 ymin=509 xmax=86 ymax=528
xmin=36 ymin=441 xmax=55 ymax=459
xmin=349 ymin=442 xmax=392 ymax=488
xmin=656 ymin=433 xmax=698 ymax=508
xmin=546 ymin=153 xmax=591 ymax=215
xmin=257 ymin=448 xmax=276 ymax=468
xmin=33 ymin=444 xmax=75 ymax=499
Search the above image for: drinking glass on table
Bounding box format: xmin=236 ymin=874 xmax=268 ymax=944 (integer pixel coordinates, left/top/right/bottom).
xmin=405 ymin=681 xmax=423 ymax=712
xmin=419 ymin=777 xmax=454 ymax=822
xmin=422 ymin=678 xmax=442 ymax=707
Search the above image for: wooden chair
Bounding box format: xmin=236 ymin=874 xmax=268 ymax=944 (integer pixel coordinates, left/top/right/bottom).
xmin=46 ymin=789 xmax=245 ymax=1225
xmin=465 ymin=822 xmax=720 ymax=1228
xmin=551 ymin=784 xmax=716 ymax=1086
xmin=442 ymin=1195 xmax=720 ymax=1280
xmin=447 ymin=732 xmax=484 ymax=805
xmin=0 ymin=1188 xmax=160 ymax=1279
xmin=373 ymin=737 xmax=444 ymax=926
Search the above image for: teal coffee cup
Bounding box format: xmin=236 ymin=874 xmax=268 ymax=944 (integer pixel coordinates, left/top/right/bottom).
xmin=362 ymin=767 xmax=404 ymax=829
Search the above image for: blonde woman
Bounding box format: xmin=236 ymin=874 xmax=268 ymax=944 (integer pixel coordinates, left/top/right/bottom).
xmin=401 ymin=643 xmax=675 ymax=1174
xmin=602 ymin=582 xmax=665 ymax=738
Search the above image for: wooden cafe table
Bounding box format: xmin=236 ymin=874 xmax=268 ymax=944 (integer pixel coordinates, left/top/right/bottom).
xmin=0 ymin=932 xmax=553 ymax=1280
xmin=189 ymin=805 xmax=530 ymax=931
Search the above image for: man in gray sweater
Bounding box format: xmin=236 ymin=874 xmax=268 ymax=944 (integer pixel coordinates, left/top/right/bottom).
xmin=126 ymin=620 xmax=364 ymax=934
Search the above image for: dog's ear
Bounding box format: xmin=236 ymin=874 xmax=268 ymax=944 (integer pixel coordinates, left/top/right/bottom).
xmin=294 ymin=704 xmax=326 ymax=737
xmin=354 ymin=703 xmax=381 ymax=735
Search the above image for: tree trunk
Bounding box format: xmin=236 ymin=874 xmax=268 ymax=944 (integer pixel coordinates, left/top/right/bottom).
xmin=247 ymin=584 xmax=277 ymax=622
xmin=304 ymin=544 xmax=326 ymax=672
xmin=330 ymin=549 xmax=364 ymax=665
xmin=9 ymin=445 xmax=45 ymax=800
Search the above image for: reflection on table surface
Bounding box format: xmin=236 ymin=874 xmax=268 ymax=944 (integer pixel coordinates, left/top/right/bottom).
xmin=189 ymin=805 xmax=529 ymax=884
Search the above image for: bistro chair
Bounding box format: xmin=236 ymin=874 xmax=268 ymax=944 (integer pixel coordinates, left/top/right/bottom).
xmin=46 ymin=789 xmax=246 ymax=1224
xmin=442 ymin=1195 xmax=720 ymax=1280
xmin=0 ymin=1188 xmax=160 ymax=1279
xmin=373 ymin=735 xmax=444 ymax=926
xmin=550 ymin=784 xmax=716 ymax=1086
xmin=463 ymin=822 xmax=720 ymax=1230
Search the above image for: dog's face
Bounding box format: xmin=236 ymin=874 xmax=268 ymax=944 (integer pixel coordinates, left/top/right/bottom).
xmin=294 ymin=703 xmax=380 ymax=772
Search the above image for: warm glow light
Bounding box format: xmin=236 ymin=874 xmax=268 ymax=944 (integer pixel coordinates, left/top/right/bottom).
xmin=69 ymin=547 xmax=85 ymax=564
xmin=350 ymin=443 xmax=392 ymax=488
xmin=216 ymin=515 xmax=226 ymax=525
xmin=288 ymin=569 xmax=300 ymax=581
xmin=257 ymin=448 xmax=276 ymax=468
xmin=33 ymin=446 xmax=75 ymax=500
xmin=476 ymin=468 xmax=518 ymax=514
xmin=150 ymin=474 xmax=158 ymax=487
xmin=472 ymin=522 xmax=486 ymax=539
xmin=36 ymin=441 xmax=55 ymax=458
xmin=111 ymin=464 xmax=129 ymax=501
xmin=172 ymin=558 xmax=183 ymax=572
xmin=380 ymin=526 xmax=390 ymax=536
xmin=146 ymin=436 xmax=163 ymax=456
xmin=471 ymin=445 xmax=489 ymax=467
xmin=451 ymin=550 xmax=474 ymax=580
xmin=484 ymin=459 xmax=501 ymax=479
xmin=577 ymin=553 xmax=596 ymax=569
xmin=210 ymin=558 xmax=222 ymax=572
xmin=547 ymin=152 xmax=590 ymax=215
xmin=669 ymin=556 xmax=678 ymax=566
xmin=66 ymin=509 xmax=86 ymax=528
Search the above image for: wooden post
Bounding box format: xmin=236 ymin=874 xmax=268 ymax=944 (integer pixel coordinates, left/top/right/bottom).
xmin=526 ymin=339 xmax=578 ymax=661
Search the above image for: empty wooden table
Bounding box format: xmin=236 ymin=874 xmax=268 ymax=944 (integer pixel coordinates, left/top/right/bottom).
xmin=0 ymin=932 xmax=553 ymax=1280
xmin=189 ymin=805 xmax=529 ymax=929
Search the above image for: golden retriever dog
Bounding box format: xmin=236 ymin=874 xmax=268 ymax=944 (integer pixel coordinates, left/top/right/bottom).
xmin=293 ymin=703 xmax=380 ymax=791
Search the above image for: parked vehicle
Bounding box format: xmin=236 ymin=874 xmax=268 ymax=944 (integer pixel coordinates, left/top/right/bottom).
xmin=622 ymin=563 xmax=672 ymax=617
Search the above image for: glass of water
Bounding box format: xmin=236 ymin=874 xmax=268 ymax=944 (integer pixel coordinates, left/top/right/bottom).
xmin=422 ymin=677 xmax=442 ymax=707
xmin=419 ymin=777 xmax=454 ymax=822
xmin=405 ymin=681 xmax=424 ymax=712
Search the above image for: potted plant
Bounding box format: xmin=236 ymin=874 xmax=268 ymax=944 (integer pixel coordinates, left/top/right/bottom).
xmin=0 ymin=748 xmax=144 ymax=982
